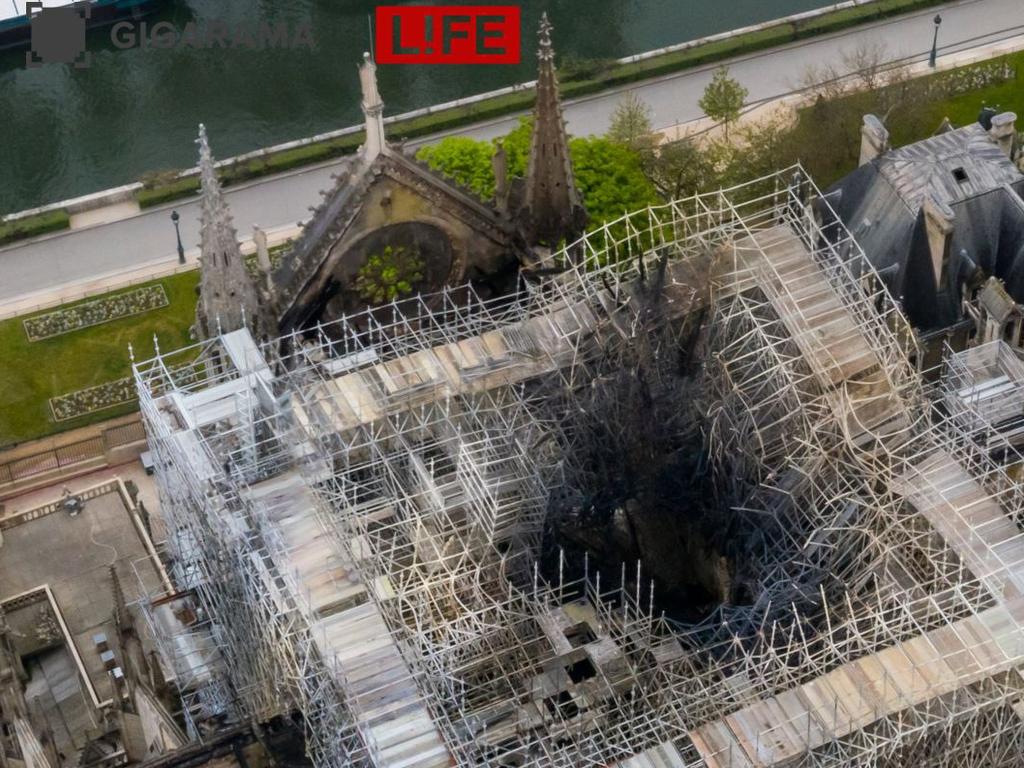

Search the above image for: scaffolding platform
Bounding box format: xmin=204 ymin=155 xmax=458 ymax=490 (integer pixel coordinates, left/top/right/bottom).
xmin=134 ymin=168 xmax=1024 ymax=767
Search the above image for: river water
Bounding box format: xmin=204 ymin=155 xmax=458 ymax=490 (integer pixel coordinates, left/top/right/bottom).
xmin=0 ymin=0 xmax=833 ymax=214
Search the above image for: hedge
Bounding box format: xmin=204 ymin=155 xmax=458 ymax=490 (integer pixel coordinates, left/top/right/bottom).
xmin=23 ymin=284 xmax=169 ymax=341
xmin=0 ymin=209 xmax=71 ymax=247
xmin=137 ymin=177 xmax=202 ymax=209
xmin=134 ymin=0 xmax=952 ymax=210
xmin=137 ymin=134 xmax=367 ymax=209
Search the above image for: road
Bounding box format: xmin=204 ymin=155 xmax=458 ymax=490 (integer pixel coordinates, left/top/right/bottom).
xmin=2 ymin=0 xmax=1024 ymax=304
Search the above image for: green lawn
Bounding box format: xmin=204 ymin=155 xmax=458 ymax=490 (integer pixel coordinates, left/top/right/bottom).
xmin=787 ymin=52 xmax=1024 ymax=190
xmin=0 ymin=271 xmax=199 ymax=448
xmin=890 ymin=54 xmax=1024 ymax=145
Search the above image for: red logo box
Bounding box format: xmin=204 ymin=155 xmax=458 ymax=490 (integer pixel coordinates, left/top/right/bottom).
xmin=375 ymin=5 xmax=521 ymax=64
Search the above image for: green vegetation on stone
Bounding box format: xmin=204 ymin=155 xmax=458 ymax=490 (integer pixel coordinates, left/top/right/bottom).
xmin=0 ymin=209 xmax=70 ymax=247
xmin=356 ymin=246 xmax=425 ymax=305
xmin=0 ymin=271 xmax=199 ymax=447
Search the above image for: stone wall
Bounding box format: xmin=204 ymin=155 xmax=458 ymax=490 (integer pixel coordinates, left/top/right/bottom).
xmin=0 ymin=413 xmax=147 ymax=501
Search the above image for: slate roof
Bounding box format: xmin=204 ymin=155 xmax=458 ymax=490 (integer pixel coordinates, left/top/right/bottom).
xmin=825 ymin=121 xmax=1024 ymax=331
xmin=878 ymin=123 xmax=1022 ymax=211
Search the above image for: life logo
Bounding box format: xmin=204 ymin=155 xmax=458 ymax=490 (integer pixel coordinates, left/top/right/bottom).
xmin=375 ymin=5 xmax=520 ymax=64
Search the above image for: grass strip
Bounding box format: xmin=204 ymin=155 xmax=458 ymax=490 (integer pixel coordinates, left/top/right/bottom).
xmin=0 ymin=209 xmax=70 ymax=247
xmin=0 ymin=271 xmax=199 ymax=447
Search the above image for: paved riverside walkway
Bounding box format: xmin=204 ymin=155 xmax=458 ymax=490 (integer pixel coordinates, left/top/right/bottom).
xmin=2 ymin=0 xmax=1024 ymax=308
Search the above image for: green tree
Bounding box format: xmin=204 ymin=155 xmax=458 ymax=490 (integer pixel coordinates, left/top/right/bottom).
xmin=355 ymin=246 xmax=425 ymax=305
xmin=415 ymin=137 xmax=497 ymax=199
xmin=699 ymin=66 xmax=749 ymax=139
xmin=569 ymin=136 xmax=658 ymax=226
xmin=607 ymin=92 xmax=657 ymax=158
xmin=645 ymin=138 xmax=719 ymax=201
xmin=501 ymin=117 xmax=533 ymax=177
xmin=416 ymin=119 xmax=656 ymax=229
xmin=724 ymin=115 xmax=797 ymax=189
xmin=643 ymin=115 xmax=801 ymax=203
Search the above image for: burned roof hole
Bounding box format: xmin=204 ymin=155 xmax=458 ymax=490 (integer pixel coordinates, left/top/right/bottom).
xmin=563 ymin=622 xmax=596 ymax=648
xmin=544 ymin=691 xmax=579 ymax=718
xmin=566 ymin=656 xmax=597 ymax=684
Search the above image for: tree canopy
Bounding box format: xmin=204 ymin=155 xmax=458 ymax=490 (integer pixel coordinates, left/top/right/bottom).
xmin=416 ymin=137 xmax=498 ymax=199
xmin=568 ymin=136 xmax=658 ymax=224
xmin=416 ymin=118 xmax=657 ymax=229
xmin=698 ymin=66 xmax=748 ymax=138
xmin=607 ymin=91 xmax=657 ymax=157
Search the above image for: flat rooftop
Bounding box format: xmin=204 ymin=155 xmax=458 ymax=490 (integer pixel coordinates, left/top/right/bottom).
xmin=0 ymin=481 xmax=168 ymax=758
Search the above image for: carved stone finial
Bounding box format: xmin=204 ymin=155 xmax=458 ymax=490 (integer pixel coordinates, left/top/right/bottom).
xmin=538 ymin=12 xmax=554 ymax=59
xmin=492 ymin=141 xmax=509 ymax=209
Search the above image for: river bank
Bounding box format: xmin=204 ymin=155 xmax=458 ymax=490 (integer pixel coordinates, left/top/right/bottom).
xmin=1 ymin=0 xmax=951 ymax=242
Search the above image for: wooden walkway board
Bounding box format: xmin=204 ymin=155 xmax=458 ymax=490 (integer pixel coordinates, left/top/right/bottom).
xmin=689 ymin=227 xmax=1024 ymax=767
xmin=687 ymin=602 xmax=1024 ymax=766
xmin=614 ymin=741 xmax=689 ymax=768
xmin=289 ymin=263 xmax=675 ymax=436
xmin=896 ymin=448 xmax=1024 ymax=601
xmin=245 ymin=472 xmax=451 ymax=768
xmin=320 ymin=311 xmax=566 ymax=433
xmin=732 ymin=226 xmax=883 ymax=388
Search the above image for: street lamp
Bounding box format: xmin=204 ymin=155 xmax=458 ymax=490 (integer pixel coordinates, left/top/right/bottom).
xmin=171 ymin=210 xmax=185 ymax=265
xmin=929 ymin=14 xmax=942 ymax=68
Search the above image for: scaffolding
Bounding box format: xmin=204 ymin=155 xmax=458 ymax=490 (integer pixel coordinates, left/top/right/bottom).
xmin=135 ymin=167 xmax=1024 ymax=767
xmin=943 ymin=340 xmax=1024 ymax=451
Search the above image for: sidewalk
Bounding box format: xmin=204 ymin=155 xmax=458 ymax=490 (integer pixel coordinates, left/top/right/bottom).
xmin=656 ymin=29 xmax=1024 ymax=143
xmin=0 ymin=222 xmax=302 ymax=320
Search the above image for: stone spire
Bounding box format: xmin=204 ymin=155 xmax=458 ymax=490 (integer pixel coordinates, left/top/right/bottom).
xmin=520 ymin=13 xmax=587 ymax=247
xmin=195 ymin=123 xmax=263 ymax=340
xmin=359 ymin=51 xmax=387 ymax=160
